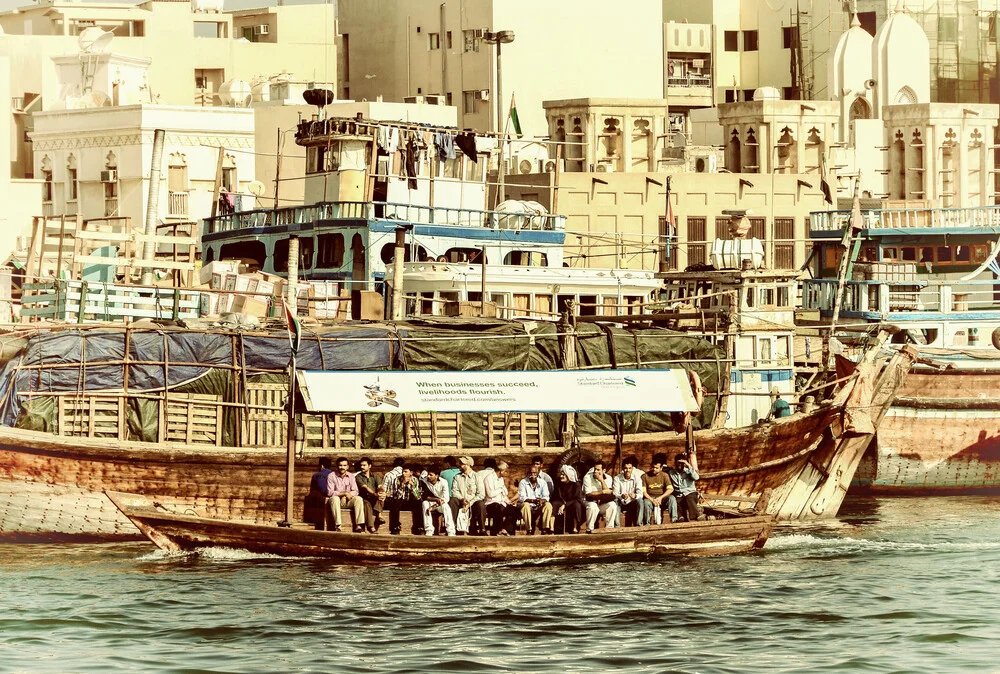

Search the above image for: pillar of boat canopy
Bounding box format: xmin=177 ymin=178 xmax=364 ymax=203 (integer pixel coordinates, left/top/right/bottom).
xmin=286 ymin=235 xmax=299 ymax=316
xmin=391 ymin=227 xmax=406 ymax=320
xmin=140 ymin=129 xmax=165 ymax=286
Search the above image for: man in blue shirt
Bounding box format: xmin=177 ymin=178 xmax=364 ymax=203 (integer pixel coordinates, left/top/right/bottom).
xmin=305 ymin=457 xmax=334 ymax=529
xmin=768 ymin=387 xmax=793 ymax=419
xmin=666 ymin=452 xmax=701 ymax=523
xmin=439 ymin=456 xmax=461 ymax=491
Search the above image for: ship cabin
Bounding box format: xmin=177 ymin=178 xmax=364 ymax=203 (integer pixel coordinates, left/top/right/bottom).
xmin=388 ymin=262 xmax=661 ymax=321
xmin=201 ymin=116 xmax=567 ymax=297
xmin=804 ymin=201 xmax=1000 ymax=349
xmin=658 ymin=244 xmax=800 ymax=427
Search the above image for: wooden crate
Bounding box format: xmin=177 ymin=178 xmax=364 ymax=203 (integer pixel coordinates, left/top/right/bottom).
xmin=245 ymin=383 xmax=287 ymax=447
xmin=163 ymin=393 xmax=222 ymax=445
xmin=483 ymin=413 xmax=544 ymax=449
xmin=407 ymin=412 xmax=462 ymax=449
xmin=303 ymin=413 xmax=364 ymax=449
xmin=56 ymin=395 xmax=126 ymax=440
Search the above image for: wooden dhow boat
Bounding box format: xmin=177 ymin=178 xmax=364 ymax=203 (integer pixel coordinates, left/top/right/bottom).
xmin=105 ymin=490 xmax=776 ymax=562
xmin=0 ymin=319 xmax=915 ymax=542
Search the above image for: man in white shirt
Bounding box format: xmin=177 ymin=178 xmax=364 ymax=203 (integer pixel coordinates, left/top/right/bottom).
xmin=517 ymin=465 xmax=553 ymax=535
xmin=530 ymin=455 xmax=555 ymax=532
xmin=420 ymin=466 xmax=456 ymax=536
xmin=582 ymin=460 xmax=619 ymax=533
xmin=483 ymin=460 xmax=518 ymax=536
xmin=613 ymin=455 xmax=648 ymax=527
xmin=450 ymin=456 xmax=486 ymax=535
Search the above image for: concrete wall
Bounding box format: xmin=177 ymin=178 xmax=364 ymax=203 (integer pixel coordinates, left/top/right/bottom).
xmin=338 ymin=0 xmax=664 ymax=137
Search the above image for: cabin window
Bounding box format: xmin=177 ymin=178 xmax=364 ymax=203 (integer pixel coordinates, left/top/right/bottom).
xmin=380 ymin=243 xmax=426 ymax=264
xmin=758 ymin=337 xmax=772 ymax=364
xmin=299 ymin=236 xmax=314 ymax=270
xmin=745 ymin=286 xmax=755 ymax=308
xmin=937 ymin=246 xmax=952 ymax=264
xmin=535 ymin=294 xmax=553 ymax=316
xmin=881 ymin=247 xmax=897 ymax=262
xmin=467 ymin=156 xmax=486 ymax=182
xmin=578 ymin=295 xmax=598 ymax=316
xmin=503 ymin=251 xmax=548 ymax=266
xmin=273 ymin=238 xmax=290 ymax=272
xmin=822 ymin=246 xmax=843 ymax=271
xmin=220 ymin=240 xmax=266 ymax=270
xmin=419 ymin=292 xmax=435 ymax=315
xmin=759 ymin=286 xmax=775 ymax=306
xmin=444 ymin=247 xmax=482 ymax=263
xmin=777 ymin=285 xmax=791 ymax=307
xmin=900 ymin=246 xmax=917 ymax=262
xmin=557 ymin=295 xmax=576 ymax=314
xmin=973 ymin=244 xmax=990 ymax=263
xmin=862 ymin=246 xmax=877 ymax=262
xmin=954 ymin=245 xmax=971 ymax=263
xmin=317 ymin=233 xmax=345 ymax=268
xmin=204 ymin=247 xmax=215 ymax=264
xmin=776 ymin=336 xmax=790 ymax=365
xmin=512 ymin=293 xmax=530 ymax=316
xmin=920 ymin=247 xmax=935 ymax=264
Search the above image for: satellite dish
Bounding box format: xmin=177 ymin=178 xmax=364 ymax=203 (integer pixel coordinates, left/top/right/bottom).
xmin=247 ymin=180 xmax=266 ymax=197
xmin=219 ymin=79 xmax=252 ymax=108
xmin=78 ymin=27 xmax=113 ymax=54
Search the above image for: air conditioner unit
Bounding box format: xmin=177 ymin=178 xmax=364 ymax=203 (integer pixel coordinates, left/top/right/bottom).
xmin=516 ymin=158 xmax=535 ymax=175
xmin=478 ymin=89 xmax=490 ymax=101
xmin=423 ymin=94 xmax=444 ymax=105
xmin=253 ymin=24 xmax=269 ymax=35
xmin=691 ymin=151 xmax=718 ymax=173
xmin=595 ymin=164 xmax=614 ymax=173
xmin=542 ymin=159 xmax=564 ymax=173
xmin=100 ymin=169 xmax=118 ymax=183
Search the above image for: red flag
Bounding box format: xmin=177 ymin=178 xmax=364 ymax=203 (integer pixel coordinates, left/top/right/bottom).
xmin=284 ymin=299 xmax=301 ymax=357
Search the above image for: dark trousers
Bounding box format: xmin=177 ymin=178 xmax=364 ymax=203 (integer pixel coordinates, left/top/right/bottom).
xmin=386 ymin=498 xmax=422 ymax=534
xmin=619 ymin=499 xmax=642 ymax=527
xmin=555 ymin=500 xmax=585 ymax=534
xmin=448 ymin=498 xmax=485 ymax=534
xmin=486 ymin=502 xmax=518 ymax=535
xmin=675 ymin=492 xmax=701 ymax=522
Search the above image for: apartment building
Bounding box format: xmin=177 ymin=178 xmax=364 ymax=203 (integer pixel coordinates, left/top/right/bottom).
xmin=337 ymin=0 xmax=665 ymax=137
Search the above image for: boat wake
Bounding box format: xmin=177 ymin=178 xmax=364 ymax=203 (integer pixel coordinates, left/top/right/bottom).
xmin=135 ymin=547 xmax=291 ymax=562
xmin=766 ymin=533 xmax=1000 ymax=554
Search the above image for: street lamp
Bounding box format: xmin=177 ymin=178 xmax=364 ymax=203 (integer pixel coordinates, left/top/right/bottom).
xmin=483 ymin=30 xmax=515 ymax=134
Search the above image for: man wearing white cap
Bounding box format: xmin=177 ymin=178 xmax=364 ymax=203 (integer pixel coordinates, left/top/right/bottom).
xmin=449 ymin=456 xmax=485 ymax=535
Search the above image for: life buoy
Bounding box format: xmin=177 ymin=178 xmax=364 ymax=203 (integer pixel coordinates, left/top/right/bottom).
xmin=554 ymin=446 xmax=601 ymax=475
xmin=991 ymin=327 xmax=1000 ymax=350
xmin=688 ymin=370 xmax=705 ymax=409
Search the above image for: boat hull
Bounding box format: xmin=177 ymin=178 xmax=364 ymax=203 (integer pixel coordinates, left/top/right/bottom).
xmin=853 ymin=363 xmax=1000 ymax=495
xmin=106 ymin=492 xmax=776 ymax=562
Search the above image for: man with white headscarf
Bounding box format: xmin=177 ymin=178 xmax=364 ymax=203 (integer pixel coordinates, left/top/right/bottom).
xmin=551 ymin=464 xmax=587 ymax=534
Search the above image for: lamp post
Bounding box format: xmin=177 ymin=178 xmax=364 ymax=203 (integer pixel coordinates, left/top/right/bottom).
xmin=483 ymin=29 xmax=515 ymax=134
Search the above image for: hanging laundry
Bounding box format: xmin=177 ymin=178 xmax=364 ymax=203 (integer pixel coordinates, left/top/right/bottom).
xmin=405 ymin=137 xmax=419 ymax=190
xmin=386 ymin=127 xmax=400 ymax=154
xmin=435 ymin=132 xmax=457 ymax=161
xmin=455 ymin=132 xmax=478 ymax=163
xmin=377 ymin=125 xmax=390 ymax=151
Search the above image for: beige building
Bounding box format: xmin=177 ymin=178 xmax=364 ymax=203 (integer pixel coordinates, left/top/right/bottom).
xmin=337 ymin=0 xmax=665 ymax=137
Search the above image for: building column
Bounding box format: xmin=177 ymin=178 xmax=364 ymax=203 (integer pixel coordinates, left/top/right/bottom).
xmin=925 ymin=125 xmax=937 ymax=203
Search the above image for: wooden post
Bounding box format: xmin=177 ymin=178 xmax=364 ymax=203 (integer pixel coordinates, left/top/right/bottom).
xmin=551 ymin=143 xmax=562 ymax=214
xmin=55 ymin=215 xmax=67 ymax=277
xmin=480 ymin=245 xmax=487 ymax=317
xmin=286 ymin=235 xmax=299 ymax=317
xmin=558 ymin=304 xmax=578 ymax=449
xmin=25 ymin=216 xmax=41 ymax=282
xmin=282 ymin=354 xmax=298 ymax=526
xmin=391 ymin=227 xmax=407 ymax=321
xmin=273 ymin=128 xmax=283 ymax=211
xmin=210 ymin=146 xmax=225 ymax=219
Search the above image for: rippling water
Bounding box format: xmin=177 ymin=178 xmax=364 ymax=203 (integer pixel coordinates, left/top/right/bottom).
xmin=1 ymin=496 xmax=999 ymax=674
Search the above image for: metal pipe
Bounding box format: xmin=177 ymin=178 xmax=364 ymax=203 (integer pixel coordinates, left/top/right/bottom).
xmin=140 ymin=128 xmax=165 ymax=286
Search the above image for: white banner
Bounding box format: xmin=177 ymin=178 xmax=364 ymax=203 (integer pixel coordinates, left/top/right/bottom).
xmin=297 ymin=369 xmax=699 ymax=414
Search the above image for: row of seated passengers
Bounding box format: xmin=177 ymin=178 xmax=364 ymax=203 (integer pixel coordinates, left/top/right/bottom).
xmin=305 ymin=452 xmax=702 ymax=536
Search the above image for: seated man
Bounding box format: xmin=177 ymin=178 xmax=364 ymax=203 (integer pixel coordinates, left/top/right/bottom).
xmin=304 ymin=457 xmax=334 ymax=529
xmin=641 ymin=453 xmax=674 ymax=525
xmin=327 ymin=457 xmax=365 ymax=532
xmin=530 ymin=455 xmax=556 ymax=532
xmin=582 ymin=461 xmax=619 ymax=533
xmin=375 ymin=457 xmax=406 ymax=524
xmin=384 ymin=463 xmax=423 ymax=535
xmin=354 ymin=457 xmax=381 ymax=533
xmin=517 ymin=465 xmax=554 ymax=534
xmin=667 ymin=452 xmax=701 ymax=522
xmin=768 ymin=387 xmax=793 ymax=420
xmin=420 ymin=466 xmax=456 ymax=536
xmin=551 ymin=465 xmax=586 ymax=534
xmin=449 ymin=456 xmax=486 ymax=535
xmin=483 ymin=460 xmax=518 ymax=536
xmin=613 ymin=455 xmax=648 ymax=527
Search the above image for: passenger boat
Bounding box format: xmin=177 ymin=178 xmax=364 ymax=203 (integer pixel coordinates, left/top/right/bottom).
xmin=804 ymin=200 xmax=1000 ymax=494
xmin=105 ymin=490 xmax=776 ymax=562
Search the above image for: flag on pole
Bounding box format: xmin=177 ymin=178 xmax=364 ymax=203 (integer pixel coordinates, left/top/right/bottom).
xmin=508 ymin=94 xmax=523 ymax=137
xmin=820 ymin=154 xmax=833 ymax=205
xmin=284 ymin=299 xmax=301 ymax=357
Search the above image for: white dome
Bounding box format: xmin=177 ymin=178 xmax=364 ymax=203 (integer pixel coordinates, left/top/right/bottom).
xmin=873 ymin=0 xmax=929 ymax=107
xmin=830 ymin=14 xmax=873 ymax=100
xmin=753 ymin=86 xmax=781 ymax=101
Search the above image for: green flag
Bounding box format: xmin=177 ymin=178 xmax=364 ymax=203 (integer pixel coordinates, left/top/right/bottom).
xmin=508 ymin=94 xmax=522 ymax=137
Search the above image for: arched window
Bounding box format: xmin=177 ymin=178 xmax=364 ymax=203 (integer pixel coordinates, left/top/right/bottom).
xmin=725 ymin=129 xmax=742 ymax=172
xmin=895 ymin=86 xmax=917 ymax=104
xmin=849 ymin=97 xmax=871 ymax=121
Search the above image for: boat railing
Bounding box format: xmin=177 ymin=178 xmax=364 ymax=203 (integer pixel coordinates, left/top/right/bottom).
xmin=803 ymin=277 xmax=1000 ymax=315
xmin=810 ymin=203 xmax=1000 ymax=233
xmin=204 ymin=201 xmax=566 ymax=236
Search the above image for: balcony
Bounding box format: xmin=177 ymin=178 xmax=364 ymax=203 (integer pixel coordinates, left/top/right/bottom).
xmin=203 ymin=200 xmax=567 ymax=236
xmin=810 ymin=203 xmax=1000 ymax=236
xmin=803 ymin=277 xmax=1000 ymax=318
xmin=168 ymin=191 xmax=189 ymax=217
xmin=666 ymin=74 xmax=713 ymax=108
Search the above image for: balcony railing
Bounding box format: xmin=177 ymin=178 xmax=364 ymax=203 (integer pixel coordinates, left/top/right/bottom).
xmin=168 ymin=191 xmax=189 ymax=217
xmin=803 ymin=277 xmax=1000 ymax=316
xmin=204 ymin=200 xmax=567 ymax=236
xmin=811 ymin=204 xmax=1000 ymax=233
xmin=667 ymin=75 xmax=711 ymax=88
